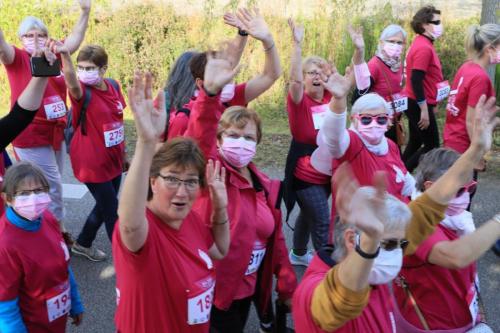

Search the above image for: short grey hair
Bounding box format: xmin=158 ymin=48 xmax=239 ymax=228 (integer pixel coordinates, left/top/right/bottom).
xmin=331 ymin=186 xmax=412 ymax=262
xmin=380 ymin=24 xmax=407 ymax=42
xmin=17 ymin=16 xmax=48 ymax=38
xmin=351 ymin=93 xmax=393 ymax=116
xmin=414 ymin=148 xmax=460 ymax=192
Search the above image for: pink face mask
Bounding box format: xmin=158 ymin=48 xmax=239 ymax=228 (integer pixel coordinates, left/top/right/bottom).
xmin=446 ymin=192 xmax=470 ymax=216
xmin=77 ymin=69 xmax=102 ymax=86
xmin=489 ymin=50 xmax=500 ymax=64
xmin=219 ymin=137 xmax=257 ymax=168
xmin=23 ymin=37 xmax=47 ymax=55
xmin=383 ymin=42 xmax=403 ymax=58
xmin=431 ymin=24 xmax=443 ymax=39
xmin=356 ymin=122 xmax=388 ymax=145
xmin=13 ymin=192 xmax=51 ymax=221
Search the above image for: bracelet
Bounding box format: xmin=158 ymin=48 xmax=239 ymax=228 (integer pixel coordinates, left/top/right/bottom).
xmin=238 ymin=29 xmax=249 ymax=36
xmin=214 ymin=219 xmax=229 ymax=226
xmin=264 ymin=42 xmax=275 ymax=52
xmin=355 ymin=234 xmax=380 ymax=259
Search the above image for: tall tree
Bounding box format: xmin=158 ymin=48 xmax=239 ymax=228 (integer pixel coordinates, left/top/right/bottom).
xmin=480 ymin=0 xmax=499 ymax=83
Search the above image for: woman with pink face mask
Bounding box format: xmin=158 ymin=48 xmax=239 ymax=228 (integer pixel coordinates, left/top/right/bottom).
xmin=0 ymin=162 xmax=84 ymax=332
xmin=51 ymin=44 xmax=127 ymax=262
xmin=393 ymin=147 xmax=500 ymax=332
xmin=443 ymin=24 xmax=500 ymax=212
xmin=403 ymin=5 xmax=445 ymax=172
xmin=185 ymin=37 xmax=297 ymax=333
xmin=0 ymin=1 xmax=91 ymax=243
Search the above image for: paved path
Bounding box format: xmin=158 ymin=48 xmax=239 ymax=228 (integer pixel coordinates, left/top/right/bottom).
xmin=62 ymin=158 xmax=499 ymax=333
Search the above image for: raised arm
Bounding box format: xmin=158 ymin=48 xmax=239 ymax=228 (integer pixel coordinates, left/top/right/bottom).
xmin=0 ymin=27 xmax=15 ymax=65
xmin=235 ymin=8 xmax=281 ymax=103
xmin=118 ymin=72 xmax=166 ymax=252
xmin=50 ymin=41 xmax=83 ymax=99
xmin=347 ymin=25 xmax=370 ymax=92
xmin=63 ymin=0 xmax=91 ymax=54
xmin=288 ymin=18 xmax=305 ymax=104
xmin=223 ymin=12 xmax=248 ymax=68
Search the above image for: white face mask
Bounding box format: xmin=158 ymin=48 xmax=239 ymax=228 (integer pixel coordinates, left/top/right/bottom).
xmin=368 ymin=248 xmax=403 ymax=285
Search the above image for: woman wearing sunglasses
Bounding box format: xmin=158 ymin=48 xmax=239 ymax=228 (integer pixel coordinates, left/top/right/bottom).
xmin=392 ymin=147 xmax=500 ymax=332
xmin=402 ymin=5 xmax=445 ymax=172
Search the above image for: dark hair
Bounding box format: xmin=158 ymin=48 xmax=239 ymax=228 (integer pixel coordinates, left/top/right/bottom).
xmin=414 ymin=148 xmax=460 ymax=192
xmin=165 ymin=51 xmax=199 ymax=110
xmin=1 ymin=161 xmax=49 ymax=201
xmin=77 ymin=44 xmax=108 ymax=68
xmin=148 ymin=137 xmax=206 ymax=200
xmin=411 ymin=5 xmax=441 ymax=34
xmin=189 ymin=51 xmax=209 ymax=81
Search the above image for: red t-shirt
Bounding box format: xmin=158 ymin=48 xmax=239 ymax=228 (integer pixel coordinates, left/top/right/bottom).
xmin=165 ymin=83 xmax=247 ymax=140
xmin=394 ymin=224 xmax=478 ymax=330
xmin=0 ymin=156 xmax=4 ymax=217
xmin=113 ymin=209 xmax=215 ymax=333
xmin=287 ymin=91 xmax=332 ymax=184
xmin=443 ymin=61 xmax=495 ymax=153
xmin=0 ymin=211 xmax=71 ymax=333
xmin=4 ymin=47 xmax=67 ymax=149
xmin=368 ymin=56 xmax=403 ymax=97
xmin=234 ymin=190 xmax=275 ymax=300
xmin=69 ymin=80 xmax=126 ymax=183
xmin=404 ymin=35 xmax=444 ymax=105
xmin=292 ymin=255 xmax=397 ymax=333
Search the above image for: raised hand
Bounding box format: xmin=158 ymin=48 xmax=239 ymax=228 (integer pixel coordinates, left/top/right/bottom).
xmin=203 ymin=45 xmax=242 ymax=95
xmin=223 ymin=12 xmax=243 ymax=30
xmin=288 ymin=18 xmax=304 ymax=45
xmin=127 ymin=71 xmax=167 ymax=143
xmin=48 ymin=39 xmax=69 ymax=55
xmin=236 ymin=8 xmax=273 ymax=44
xmin=347 ymin=24 xmax=365 ymax=50
xmin=321 ymin=66 xmax=355 ymax=99
xmin=471 ymin=95 xmax=500 ymax=152
xmin=206 ymin=159 xmax=228 ymax=214
xmin=79 ymin=0 xmax=91 ymax=12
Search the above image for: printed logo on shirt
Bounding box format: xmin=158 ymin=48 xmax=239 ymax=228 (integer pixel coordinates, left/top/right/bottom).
xmin=389 ymin=312 xmax=396 ymax=333
xmin=116 ymin=101 xmax=124 ymax=113
xmin=392 ymin=165 xmax=405 ymax=184
xmin=116 ymin=288 xmax=121 ymax=306
xmin=60 ymin=241 xmax=70 ymax=261
xmin=446 ymin=76 xmax=464 ymax=117
xmin=198 ymin=249 xmax=213 ymax=270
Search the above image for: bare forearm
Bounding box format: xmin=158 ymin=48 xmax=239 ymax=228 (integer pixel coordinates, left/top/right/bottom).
xmin=352 ymin=47 xmax=365 ymax=65
xmin=17 ymin=77 xmax=49 ymax=110
xmin=210 ymin=207 xmax=230 ymax=258
xmin=233 ymin=34 xmax=247 ymax=66
xmin=289 ymin=44 xmax=303 ymax=82
xmin=465 ymin=106 xmax=475 ymax=141
xmin=262 ymin=37 xmax=281 ymax=80
xmin=60 ymin=53 xmax=82 ymax=98
xmin=64 ymin=9 xmax=90 ymax=54
xmin=0 ymin=29 xmax=14 ymax=64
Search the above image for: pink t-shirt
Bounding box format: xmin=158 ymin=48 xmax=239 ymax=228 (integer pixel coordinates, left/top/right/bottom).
xmin=4 ymin=46 xmax=67 ymax=149
xmin=443 ymin=61 xmax=495 ymax=153
xmin=368 ymin=56 xmax=404 ymax=97
xmin=404 ymin=35 xmax=444 ymax=105
xmin=234 ymin=190 xmax=275 ymax=299
xmin=0 ymin=211 xmax=71 ymax=333
xmin=394 ymin=224 xmax=478 ymax=330
xmin=287 ymin=91 xmax=332 ymax=184
xmin=69 ymin=80 xmax=126 ymax=183
xmin=113 ymin=209 xmax=215 ymax=333
xmin=293 ymin=255 xmax=397 ymax=333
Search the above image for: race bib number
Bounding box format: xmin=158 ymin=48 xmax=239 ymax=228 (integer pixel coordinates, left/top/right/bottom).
xmin=187 ymin=284 xmax=214 ymax=325
xmin=46 ymin=287 xmax=71 ymax=322
xmin=245 ymin=247 xmax=266 ymax=275
xmin=436 ymin=80 xmax=451 ymax=103
xmin=311 ymin=104 xmax=329 ymax=130
xmin=43 ymin=96 xmax=67 ymax=120
xmin=389 ymin=93 xmax=408 ymax=113
xmin=103 ymin=122 xmax=124 ymax=148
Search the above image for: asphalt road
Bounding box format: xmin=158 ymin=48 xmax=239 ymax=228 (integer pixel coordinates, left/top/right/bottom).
xmin=61 ymin=157 xmax=500 ymax=333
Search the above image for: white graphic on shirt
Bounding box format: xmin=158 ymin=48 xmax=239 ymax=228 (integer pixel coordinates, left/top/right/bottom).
xmin=60 ymin=241 xmax=70 ymax=261
xmin=198 ymin=249 xmax=213 ymax=270
xmin=392 ymin=165 xmax=405 ymax=184
xmin=446 ymin=76 xmax=464 ymax=117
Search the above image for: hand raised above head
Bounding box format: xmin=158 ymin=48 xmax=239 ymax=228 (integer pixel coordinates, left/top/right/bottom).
xmin=236 ymin=8 xmax=272 ymax=44
xmin=223 ymin=12 xmax=243 ymax=30
xmin=78 ymin=0 xmax=91 ymax=11
xmin=347 ymin=24 xmax=365 ymax=50
xmin=127 ymin=71 xmax=167 ymax=143
xmin=288 ymin=18 xmax=304 ymax=45
xmin=471 ymin=95 xmax=500 ymax=152
xmin=321 ymin=66 xmax=354 ymax=99
xmin=203 ymin=45 xmax=242 ymax=95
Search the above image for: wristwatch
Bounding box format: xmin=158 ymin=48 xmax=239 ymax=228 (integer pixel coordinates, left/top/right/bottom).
xmin=355 ymin=233 xmax=380 ymax=259
xmin=238 ymin=29 xmax=249 ymax=36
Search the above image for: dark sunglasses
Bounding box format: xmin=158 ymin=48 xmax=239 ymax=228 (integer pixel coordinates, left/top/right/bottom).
xmin=354 ymin=114 xmax=390 ymax=126
xmin=380 ymin=238 xmax=409 ymax=251
xmin=456 ymin=181 xmax=477 ymax=198
xmin=428 ymin=20 xmax=441 ymax=25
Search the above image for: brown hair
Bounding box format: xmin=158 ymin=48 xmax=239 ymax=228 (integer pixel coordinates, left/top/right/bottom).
xmin=411 ymin=5 xmax=441 ymax=35
xmin=1 ymin=161 xmax=49 ymax=201
xmin=217 ymin=106 xmax=263 ymax=144
xmin=414 ymin=148 xmax=460 ymax=192
xmin=76 ymin=44 xmax=108 ymax=68
xmin=148 ymin=137 xmax=206 ymax=200
xmin=189 ymin=51 xmax=209 ymax=80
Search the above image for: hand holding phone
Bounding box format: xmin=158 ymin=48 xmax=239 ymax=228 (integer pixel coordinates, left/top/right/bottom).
xmin=30 ymin=56 xmax=61 ymax=77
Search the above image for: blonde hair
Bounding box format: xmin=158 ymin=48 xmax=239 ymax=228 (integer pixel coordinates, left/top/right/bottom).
xmin=302 ymin=56 xmax=328 ymax=72
xmin=465 ymin=23 xmax=500 ymax=58
xmin=217 ymin=106 xmax=262 ymax=144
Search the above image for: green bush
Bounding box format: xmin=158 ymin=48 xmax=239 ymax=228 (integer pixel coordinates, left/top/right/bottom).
xmin=0 ymin=0 xmax=493 ymax=136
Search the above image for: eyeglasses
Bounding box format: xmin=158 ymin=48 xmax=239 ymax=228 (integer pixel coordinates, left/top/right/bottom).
xmin=77 ymin=65 xmax=99 ymax=72
xmin=380 ymin=238 xmax=409 ymax=251
xmin=428 ymin=20 xmax=441 ymax=25
xmin=456 ymin=181 xmax=477 ymax=198
xmin=353 ymin=114 xmax=390 ymax=126
xmin=158 ymin=174 xmax=200 ymax=191
xmin=22 ymin=33 xmax=48 ymax=39
xmin=305 ymin=71 xmax=321 ymax=77
xmin=385 ymin=40 xmax=404 ymax=46
xmin=14 ymin=187 xmax=48 ymax=197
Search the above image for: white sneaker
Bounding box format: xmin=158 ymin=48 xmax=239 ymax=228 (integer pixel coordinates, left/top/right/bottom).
xmin=289 ymin=250 xmax=314 ymax=266
xmin=72 ymin=242 xmax=107 ymax=262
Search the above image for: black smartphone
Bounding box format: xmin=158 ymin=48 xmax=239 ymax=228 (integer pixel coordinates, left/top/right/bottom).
xmin=30 ymin=56 xmax=61 ymax=77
